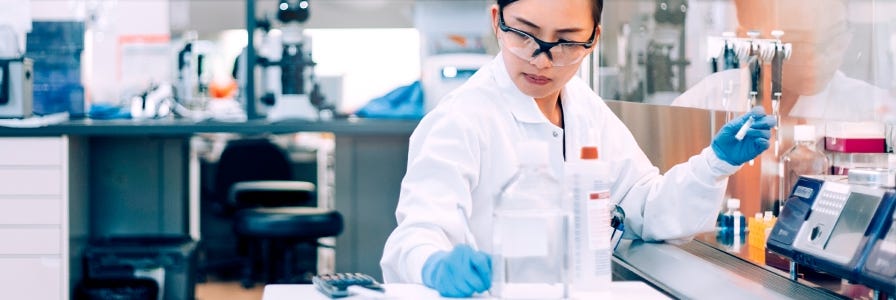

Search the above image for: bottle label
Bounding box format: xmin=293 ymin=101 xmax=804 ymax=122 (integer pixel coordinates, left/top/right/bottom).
xmin=497 ymin=216 xmax=549 ymax=257
xmin=587 ymin=190 xmax=611 ymax=250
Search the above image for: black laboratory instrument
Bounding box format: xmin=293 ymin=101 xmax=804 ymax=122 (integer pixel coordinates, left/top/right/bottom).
xmin=767 ymin=175 xmax=896 ymax=285
xmin=858 ymin=200 xmax=896 ymax=294
xmin=0 ymin=57 xmax=33 ymax=118
xmin=312 ymin=273 xmax=384 ymax=298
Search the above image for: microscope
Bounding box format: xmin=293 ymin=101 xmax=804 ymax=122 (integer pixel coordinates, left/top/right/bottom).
xmin=249 ymin=0 xmax=327 ymax=121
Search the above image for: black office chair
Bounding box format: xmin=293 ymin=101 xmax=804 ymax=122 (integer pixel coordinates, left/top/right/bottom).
xmin=208 ymin=138 xmax=343 ymax=288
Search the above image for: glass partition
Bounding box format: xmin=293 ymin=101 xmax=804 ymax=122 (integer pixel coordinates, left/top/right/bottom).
xmin=596 ymin=0 xmax=895 ymax=297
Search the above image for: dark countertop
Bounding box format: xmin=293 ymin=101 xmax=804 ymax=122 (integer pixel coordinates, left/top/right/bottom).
xmin=0 ymin=117 xmax=421 ymax=137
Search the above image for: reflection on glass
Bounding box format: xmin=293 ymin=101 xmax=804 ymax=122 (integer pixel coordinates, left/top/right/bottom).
xmin=666 ymin=0 xmax=893 ymax=123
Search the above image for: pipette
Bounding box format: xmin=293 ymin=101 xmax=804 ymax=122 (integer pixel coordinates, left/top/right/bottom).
xmin=456 ymin=203 xmax=479 ymax=251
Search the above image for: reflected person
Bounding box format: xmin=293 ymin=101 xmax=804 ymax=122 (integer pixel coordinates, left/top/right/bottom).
xmin=673 ymin=0 xmax=890 ymax=122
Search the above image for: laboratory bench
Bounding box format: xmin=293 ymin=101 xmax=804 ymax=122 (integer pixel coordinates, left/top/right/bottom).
xmin=0 ymin=116 xmax=873 ymax=300
xmin=0 ymin=117 xmax=418 ymax=299
xmin=612 ymin=231 xmax=855 ymax=300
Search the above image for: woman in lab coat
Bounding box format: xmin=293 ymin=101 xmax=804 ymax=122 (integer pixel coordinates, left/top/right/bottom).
xmin=381 ymin=0 xmax=776 ymax=297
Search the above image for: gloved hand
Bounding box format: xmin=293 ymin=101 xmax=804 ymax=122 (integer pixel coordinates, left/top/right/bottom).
xmin=421 ymin=244 xmax=492 ymax=298
xmin=711 ymin=106 xmax=777 ymax=165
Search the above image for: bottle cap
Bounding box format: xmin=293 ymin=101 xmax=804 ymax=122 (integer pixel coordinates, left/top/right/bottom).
xmin=727 ymin=198 xmax=741 ymax=209
xmin=793 ymin=124 xmax=815 ymax=142
xmin=580 ymin=146 xmax=599 ymax=160
xmin=517 ymin=140 xmax=549 ymax=166
xmin=755 ymin=212 xmax=763 ymax=219
xmin=763 ymin=211 xmax=774 ymax=220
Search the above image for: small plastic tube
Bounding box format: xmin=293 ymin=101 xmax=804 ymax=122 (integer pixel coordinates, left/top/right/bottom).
xmin=735 ymin=117 xmax=754 ymax=141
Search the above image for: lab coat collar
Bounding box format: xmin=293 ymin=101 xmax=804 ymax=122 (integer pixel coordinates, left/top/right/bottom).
xmin=492 ymin=53 xmax=551 ymax=124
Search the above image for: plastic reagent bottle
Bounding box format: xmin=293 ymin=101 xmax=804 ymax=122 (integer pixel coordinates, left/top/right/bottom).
xmin=779 ymin=124 xmax=829 ymax=210
xmin=564 ymin=146 xmax=612 ymax=295
xmin=720 ymin=198 xmax=746 ymax=235
xmin=491 ymin=140 xmax=570 ymax=299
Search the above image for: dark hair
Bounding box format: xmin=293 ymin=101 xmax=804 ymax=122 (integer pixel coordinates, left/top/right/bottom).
xmin=497 ymin=0 xmax=604 ymax=26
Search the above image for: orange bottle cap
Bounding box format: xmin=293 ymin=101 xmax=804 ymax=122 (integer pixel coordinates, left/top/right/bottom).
xmin=580 ymin=146 xmax=598 ymax=160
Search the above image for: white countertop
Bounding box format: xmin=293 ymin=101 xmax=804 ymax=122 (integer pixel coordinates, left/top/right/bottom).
xmin=262 ymin=282 xmax=669 ymax=299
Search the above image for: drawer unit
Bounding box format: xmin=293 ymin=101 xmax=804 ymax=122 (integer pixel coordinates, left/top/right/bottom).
xmin=0 ymin=257 xmax=63 ymax=300
xmin=0 ymin=169 xmax=63 ymax=196
xmin=0 ymin=138 xmax=64 ymax=166
xmin=0 ymin=136 xmax=68 ymax=300
xmin=0 ymin=228 xmax=62 ymax=254
xmin=0 ymin=198 xmax=62 ymax=225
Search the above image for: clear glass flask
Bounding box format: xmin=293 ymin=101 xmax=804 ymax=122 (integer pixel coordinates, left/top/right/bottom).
xmin=492 ymin=140 xmax=569 ymax=299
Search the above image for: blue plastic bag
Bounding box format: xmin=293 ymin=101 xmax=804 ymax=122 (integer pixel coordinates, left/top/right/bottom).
xmin=355 ymin=81 xmax=424 ymax=119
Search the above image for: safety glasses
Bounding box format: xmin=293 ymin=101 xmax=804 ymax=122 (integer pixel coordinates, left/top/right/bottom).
xmin=498 ymin=10 xmax=596 ymax=67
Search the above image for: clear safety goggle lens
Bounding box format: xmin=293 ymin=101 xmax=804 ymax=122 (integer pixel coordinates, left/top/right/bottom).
xmin=500 ymin=31 xmax=589 ymax=67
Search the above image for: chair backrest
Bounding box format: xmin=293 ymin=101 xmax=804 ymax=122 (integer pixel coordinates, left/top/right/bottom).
xmin=213 ymin=138 xmax=295 ymax=214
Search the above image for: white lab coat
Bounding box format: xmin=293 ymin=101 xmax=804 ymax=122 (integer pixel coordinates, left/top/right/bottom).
xmin=380 ymin=54 xmax=741 ymax=284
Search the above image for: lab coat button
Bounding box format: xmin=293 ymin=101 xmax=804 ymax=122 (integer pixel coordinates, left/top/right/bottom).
xmin=552 ymin=131 xmax=559 ymax=138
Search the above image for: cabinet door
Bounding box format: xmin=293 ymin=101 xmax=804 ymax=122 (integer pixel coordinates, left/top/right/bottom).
xmin=0 ymin=169 xmax=63 ymax=196
xmin=0 ymin=257 xmax=63 ymax=300
xmin=0 ymin=138 xmax=64 ymax=166
xmin=0 ymin=198 xmax=61 ymax=225
xmin=0 ymin=228 xmax=62 ymax=255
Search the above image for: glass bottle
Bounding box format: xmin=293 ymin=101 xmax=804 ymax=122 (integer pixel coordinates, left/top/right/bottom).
xmin=492 ymin=140 xmax=569 ymax=299
xmin=779 ymin=125 xmax=829 ymax=211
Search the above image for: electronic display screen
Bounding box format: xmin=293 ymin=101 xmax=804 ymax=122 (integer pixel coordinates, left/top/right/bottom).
xmin=825 ymin=192 xmax=882 ymax=257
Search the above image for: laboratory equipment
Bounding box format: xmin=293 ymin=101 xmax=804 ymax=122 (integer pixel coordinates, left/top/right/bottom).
xmin=175 ymin=34 xmax=214 ymax=108
xmin=767 ymin=175 xmax=896 ymax=282
xmin=26 ymin=21 xmax=85 ymax=117
xmin=831 ymin=153 xmax=891 ymax=176
xmin=618 ymin=0 xmax=690 ymax=103
xmin=734 ymin=116 xmax=753 ymax=141
xmin=859 ymin=205 xmax=896 ymax=294
xmin=768 ymin=30 xmax=791 ymax=155
xmin=779 ymin=125 xmax=829 ymax=212
xmin=0 ymin=2 xmax=34 ymax=119
xmin=719 ymin=198 xmax=746 ymax=235
xmin=421 ymin=53 xmax=492 ymax=112
xmin=0 ymin=57 xmax=33 ymax=119
xmin=241 ymin=0 xmax=329 ymax=121
xmin=83 ymin=236 xmax=198 ymax=300
xmin=492 ymin=140 xmax=569 ymax=299
xmin=745 ymin=30 xmax=762 ymax=109
xmin=563 ymin=146 xmax=612 ymax=294
xmin=848 ymin=167 xmax=895 ymax=188
xmin=825 ymin=121 xmax=888 ymax=154
xmin=312 ymin=273 xmax=384 ymax=298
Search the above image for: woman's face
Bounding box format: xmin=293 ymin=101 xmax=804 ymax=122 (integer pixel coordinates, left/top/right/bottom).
xmin=491 ymin=0 xmax=599 ymax=101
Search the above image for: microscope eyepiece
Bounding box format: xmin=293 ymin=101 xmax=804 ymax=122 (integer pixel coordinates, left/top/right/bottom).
xmin=278 ymin=0 xmax=310 ymax=23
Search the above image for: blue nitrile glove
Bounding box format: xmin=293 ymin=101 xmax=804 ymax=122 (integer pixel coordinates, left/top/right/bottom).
xmin=421 ymin=244 xmax=492 ymax=298
xmin=711 ymin=106 xmax=777 ymax=165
